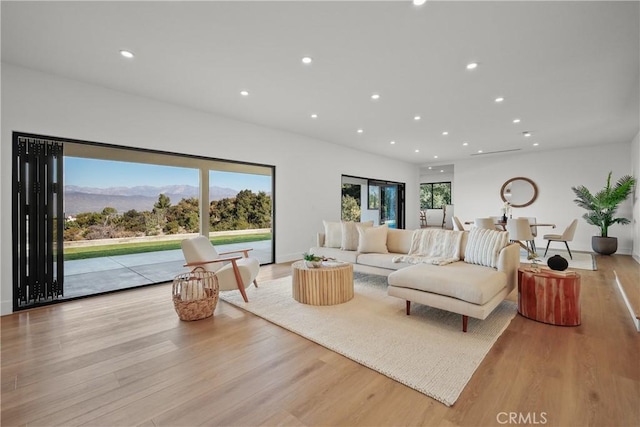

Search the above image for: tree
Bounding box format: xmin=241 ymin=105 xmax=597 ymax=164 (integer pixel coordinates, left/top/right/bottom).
xmin=342 ymin=195 xmax=361 ymax=222
xmin=120 ymin=209 xmax=147 ymax=235
xmin=210 ymin=190 xmax=272 ymax=231
xmin=152 ymin=193 xmax=171 ymax=231
xmin=420 ymin=185 xmax=432 ymax=209
xmin=101 ymin=207 xmax=118 ymax=227
xmin=166 ymin=197 xmax=199 ymax=233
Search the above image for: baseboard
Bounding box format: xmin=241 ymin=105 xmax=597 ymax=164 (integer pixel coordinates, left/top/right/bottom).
xmin=1 ymin=299 xmax=13 ymax=316
xmin=614 ymin=270 xmax=640 ymax=332
xmin=277 ymin=252 xmax=303 ymax=264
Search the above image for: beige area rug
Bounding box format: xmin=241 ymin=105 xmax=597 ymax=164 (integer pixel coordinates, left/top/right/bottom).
xmin=519 ymin=248 xmax=596 ymax=270
xmin=219 ymin=273 xmax=517 ymax=406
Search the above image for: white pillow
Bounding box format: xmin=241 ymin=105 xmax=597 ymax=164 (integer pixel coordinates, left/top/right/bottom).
xmin=464 ymin=228 xmax=509 ymax=268
xmin=357 ymin=224 xmax=389 ymax=254
xmin=323 ymin=220 xmax=342 ymax=248
xmin=341 ymin=220 xmax=373 ymax=250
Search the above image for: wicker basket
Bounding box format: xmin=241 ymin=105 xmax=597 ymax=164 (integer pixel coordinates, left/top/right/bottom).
xmin=172 ymin=268 xmax=219 ymax=321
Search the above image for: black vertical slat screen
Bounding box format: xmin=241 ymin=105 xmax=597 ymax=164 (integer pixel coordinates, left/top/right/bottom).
xmin=13 ymin=134 xmax=64 ymax=310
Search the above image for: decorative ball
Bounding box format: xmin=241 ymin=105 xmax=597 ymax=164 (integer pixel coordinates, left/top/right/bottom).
xmin=547 ymin=254 xmax=568 ymax=271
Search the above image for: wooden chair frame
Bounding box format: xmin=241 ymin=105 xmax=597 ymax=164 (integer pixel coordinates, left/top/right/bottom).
xmin=184 ymin=248 xmax=258 ymax=303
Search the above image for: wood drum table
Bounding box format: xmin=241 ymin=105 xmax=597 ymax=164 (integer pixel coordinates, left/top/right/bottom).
xmin=517 ymin=267 xmax=581 ymax=326
xmin=291 ymin=260 xmax=354 ymax=306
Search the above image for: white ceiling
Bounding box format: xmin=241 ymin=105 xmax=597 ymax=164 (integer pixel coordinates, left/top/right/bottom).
xmin=2 ymin=1 xmax=638 ymax=172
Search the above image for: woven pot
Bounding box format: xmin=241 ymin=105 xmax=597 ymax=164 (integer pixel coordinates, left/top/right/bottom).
xmin=172 ymin=269 xmax=219 ymax=321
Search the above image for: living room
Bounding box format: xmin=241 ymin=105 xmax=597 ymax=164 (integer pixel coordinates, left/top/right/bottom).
xmin=1 ymin=1 xmax=639 ymax=426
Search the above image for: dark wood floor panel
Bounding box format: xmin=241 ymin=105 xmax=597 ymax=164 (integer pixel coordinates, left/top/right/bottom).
xmin=1 ymin=256 xmax=639 ymax=426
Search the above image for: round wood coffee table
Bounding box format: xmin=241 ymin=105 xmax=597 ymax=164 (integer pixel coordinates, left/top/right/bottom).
xmin=291 ymin=260 xmax=354 ymax=306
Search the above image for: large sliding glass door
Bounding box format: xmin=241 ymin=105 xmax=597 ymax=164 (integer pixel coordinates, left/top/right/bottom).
xmin=12 ymin=132 xmax=275 ymax=309
xmin=342 ymin=175 xmax=405 ymax=229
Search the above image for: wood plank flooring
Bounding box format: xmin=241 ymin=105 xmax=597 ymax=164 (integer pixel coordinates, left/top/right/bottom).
xmin=614 ymin=255 xmax=640 ymax=325
xmin=2 ymin=255 xmax=639 ymax=426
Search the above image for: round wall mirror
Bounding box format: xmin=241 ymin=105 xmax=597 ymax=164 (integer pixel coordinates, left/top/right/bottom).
xmin=500 ymin=177 xmax=538 ymax=208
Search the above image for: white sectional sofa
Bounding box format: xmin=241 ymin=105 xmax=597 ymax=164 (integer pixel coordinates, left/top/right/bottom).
xmin=309 ymin=222 xmax=520 ymax=332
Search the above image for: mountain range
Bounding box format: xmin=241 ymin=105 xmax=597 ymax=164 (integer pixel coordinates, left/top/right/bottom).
xmin=64 ymin=185 xmax=241 ymax=215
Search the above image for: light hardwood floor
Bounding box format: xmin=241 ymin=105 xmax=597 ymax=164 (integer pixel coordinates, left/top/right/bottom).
xmin=1 ymin=255 xmax=639 ymax=426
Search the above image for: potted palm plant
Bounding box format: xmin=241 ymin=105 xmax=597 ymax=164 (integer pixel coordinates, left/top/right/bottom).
xmin=571 ymin=172 xmax=636 ymax=255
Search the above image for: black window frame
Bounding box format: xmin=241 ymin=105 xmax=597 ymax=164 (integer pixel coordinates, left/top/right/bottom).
xmin=420 ymin=181 xmax=452 ymax=209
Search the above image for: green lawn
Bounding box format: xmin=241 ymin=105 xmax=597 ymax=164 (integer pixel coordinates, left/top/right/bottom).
xmin=63 ymin=233 xmax=272 ymax=261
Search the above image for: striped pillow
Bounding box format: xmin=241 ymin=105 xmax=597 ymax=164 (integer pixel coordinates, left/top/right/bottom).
xmin=464 ymin=228 xmax=509 ymax=268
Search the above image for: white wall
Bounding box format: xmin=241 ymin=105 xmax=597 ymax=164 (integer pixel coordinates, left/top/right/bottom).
xmin=453 ymin=143 xmax=635 ymax=255
xmin=0 ymin=64 xmax=420 ymax=314
xmin=631 ymin=131 xmax=640 ymax=262
xmin=419 ymin=171 xmax=454 ymax=185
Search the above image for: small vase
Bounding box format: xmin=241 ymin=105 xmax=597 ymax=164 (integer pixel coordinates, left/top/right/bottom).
xmin=547 ymin=254 xmax=568 ymax=271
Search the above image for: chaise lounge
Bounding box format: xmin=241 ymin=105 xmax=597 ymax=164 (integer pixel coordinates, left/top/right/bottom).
xmin=310 ymin=221 xmax=520 ymax=331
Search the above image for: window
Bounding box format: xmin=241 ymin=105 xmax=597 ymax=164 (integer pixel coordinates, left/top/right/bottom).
xmin=420 ymin=182 xmax=451 ymax=209
xmin=341 ymin=175 xmax=405 ymax=229
xmin=13 ymin=132 xmax=275 ymax=308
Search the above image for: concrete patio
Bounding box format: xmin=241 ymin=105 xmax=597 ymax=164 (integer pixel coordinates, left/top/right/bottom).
xmin=63 ymin=240 xmax=273 ymax=299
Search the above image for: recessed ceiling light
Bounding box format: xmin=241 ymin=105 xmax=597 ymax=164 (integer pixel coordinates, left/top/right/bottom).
xmin=523 ymin=131 xmax=532 ymax=137
xmin=513 ymin=118 xmax=521 ymax=124
xmin=533 ymin=142 xmax=539 ymax=146
xmin=371 ymin=93 xmax=380 ymax=100
xmin=310 ymin=114 xmax=318 ymax=119
xmin=415 ymin=149 xmax=420 ymax=153
xmin=462 ymin=141 xmax=469 ymax=146
xmin=357 ymin=129 xmax=364 ymax=134
xmin=240 ymin=90 xmax=249 ymax=96
xmin=440 ymin=170 xmax=444 ymax=173
xmin=414 ymin=115 xmax=421 ymax=121
xmin=428 ymin=166 xmax=432 ymax=170
xmin=413 ymin=0 xmax=427 ymax=5
xmin=301 ymin=56 xmax=313 ymax=64
xmin=495 ymin=97 xmax=505 ymax=103
xmin=390 ymin=141 xmax=396 ymax=145
xmin=477 ymin=150 xmax=483 ymax=153
xmin=433 ymin=155 xmax=438 ymax=159
xmin=442 ymin=131 xmax=449 ymax=136
xmin=119 ymin=50 xmax=134 ymax=59
xmin=466 ymin=62 xmax=478 ymax=70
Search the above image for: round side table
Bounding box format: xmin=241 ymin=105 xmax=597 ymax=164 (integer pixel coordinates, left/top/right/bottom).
xmin=291 ymin=260 xmax=354 ymax=306
xmin=517 ymin=267 xmax=581 ymax=326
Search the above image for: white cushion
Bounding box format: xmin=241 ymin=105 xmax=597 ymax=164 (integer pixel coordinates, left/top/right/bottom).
xmin=323 ymin=220 xmax=342 ymax=248
xmin=357 ymin=253 xmax=411 ymax=271
xmin=357 ymin=224 xmax=389 ymax=254
xmin=341 ymin=220 xmax=373 ymax=250
xmin=388 ymin=263 xmax=507 ymax=305
xmin=386 ymin=228 xmax=414 ymax=254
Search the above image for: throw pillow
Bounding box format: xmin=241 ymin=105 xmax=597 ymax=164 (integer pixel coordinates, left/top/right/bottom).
xmin=341 ymin=220 xmax=373 ymax=250
xmin=323 ymin=220 xmax=342 ymax=248
xmin=357 ymin=224 xmax=389 ymax=254
xmin=464 ymin=228 xmax=509 ymax=268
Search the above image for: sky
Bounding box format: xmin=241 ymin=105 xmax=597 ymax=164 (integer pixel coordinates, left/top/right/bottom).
xmin=64 ymin=157 xmax=272 ymax=192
